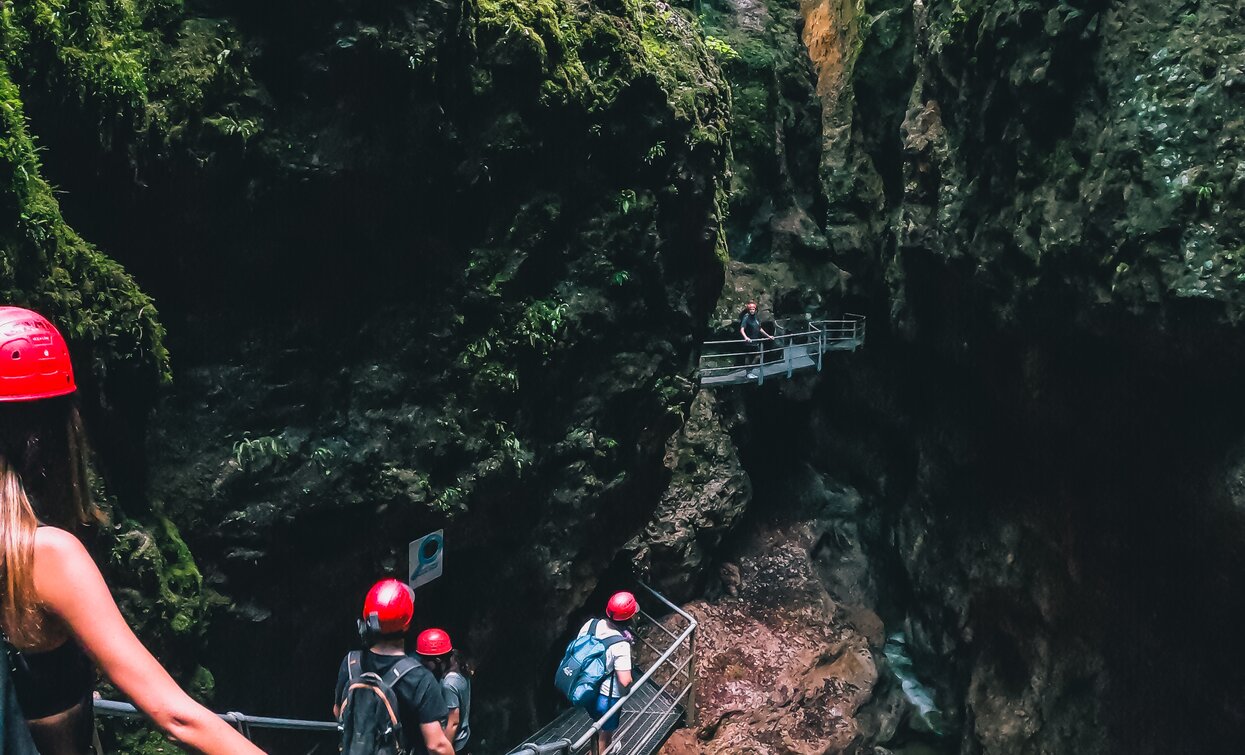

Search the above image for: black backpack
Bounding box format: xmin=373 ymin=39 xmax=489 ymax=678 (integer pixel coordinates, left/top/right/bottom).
xmin=338 ymin=651 xmax=420 ymax=755
xmin=1 ymin=634 xmax=40 ymax=754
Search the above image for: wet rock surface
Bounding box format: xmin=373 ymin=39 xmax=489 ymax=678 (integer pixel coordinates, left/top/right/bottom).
xmin=660 ymin=488 xmax=879 ymax=755
xmin=626 ymin=390 xmax=751 ymax=603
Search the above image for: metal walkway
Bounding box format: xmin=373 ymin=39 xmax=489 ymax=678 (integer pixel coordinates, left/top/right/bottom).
xmin=92 ymin=581 xmax=695 ymax=755
xmin=508 ymin=584 xmax=697 ymax=755
xmin=516 ymin=679 xmax=683 ymax=755
xmin=698 ymin=314 xmax=866 ymax=387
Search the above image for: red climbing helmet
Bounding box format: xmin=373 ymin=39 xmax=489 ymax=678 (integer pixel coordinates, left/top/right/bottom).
xmin=362 ymin=579 xmax=415 ymax=635
xmin=606 ymin=591 xmax=638 ymax=622
xmin=416 ymin=628 xmax=453 ymax=656
xmin=0 ymin=307 xmax=76 ymax=402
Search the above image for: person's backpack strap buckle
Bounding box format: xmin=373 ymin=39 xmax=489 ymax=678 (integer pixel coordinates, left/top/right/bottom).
xmin=383 ymin=656 xmax=420 ymax=687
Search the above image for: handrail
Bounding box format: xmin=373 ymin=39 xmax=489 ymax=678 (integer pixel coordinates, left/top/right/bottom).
xmin=698 ymin=314 xmax=865 ymax=385
xmin=94 ymin=698 xmax=339 ymax=737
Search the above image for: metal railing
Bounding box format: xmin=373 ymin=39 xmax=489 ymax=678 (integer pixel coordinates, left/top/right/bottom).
xmin=94 ymin=697 xmax=338 ymax=744
xmin=698 ymin=313 xmax=865 ymax=385
xmin=509 ymin=582 xmax=698 ymax=755
xmin=96 ymin=581 xmax=698 ymax=755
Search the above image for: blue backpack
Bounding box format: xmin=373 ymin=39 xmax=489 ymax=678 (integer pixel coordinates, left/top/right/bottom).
xmin=554 ymin=619 xmax=627 ymax=707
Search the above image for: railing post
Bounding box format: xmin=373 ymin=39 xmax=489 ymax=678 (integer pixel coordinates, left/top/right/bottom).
xmin=685 ymin=627 xmax=698 ymax=728
xmin=817 ymin=327 xmax=824 ymax=372
xmin=785 ymin=338 xmax=793 ymax=378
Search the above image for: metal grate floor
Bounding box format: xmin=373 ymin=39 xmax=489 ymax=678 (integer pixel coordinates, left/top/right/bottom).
xmin=700 ymin=338 xmax=862 ymax=387
xmin=514 ymin=680 xmax=684 ymax=755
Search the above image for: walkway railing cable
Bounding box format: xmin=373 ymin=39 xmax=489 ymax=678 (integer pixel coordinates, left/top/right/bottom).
xmin=93 ymin=697 xmax=339 ymax=742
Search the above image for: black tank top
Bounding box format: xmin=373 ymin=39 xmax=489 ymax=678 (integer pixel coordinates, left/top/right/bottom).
xmin=7 ymin=525 xmax=96 ymax=719
xmin=10 ymin=638 xmax=94 ymax=718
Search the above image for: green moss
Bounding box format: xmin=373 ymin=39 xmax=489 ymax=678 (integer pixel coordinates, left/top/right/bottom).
xmin=474 ymin=0 xmax=728 ymax=148
xmin=475 ymin=0 xmax=593 ymax=100
xmin=0 ymin=63 xmax=168 ymax=386
xmin=4 ymin=0 xmax=262 ymax=156
xmin=109 ymin=508 xmax=213 ymax=643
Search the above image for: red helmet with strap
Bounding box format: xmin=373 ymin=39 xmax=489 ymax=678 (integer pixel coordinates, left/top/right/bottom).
xmin=362 ymin=579 xmax=414 ymax=635
xmin=416 ymin=628 xmax=453 ymax=656
xmin=606 ymin=591 xmax=638 ymax=622
xmin=0 ymin=307 xmax=76 ymax=402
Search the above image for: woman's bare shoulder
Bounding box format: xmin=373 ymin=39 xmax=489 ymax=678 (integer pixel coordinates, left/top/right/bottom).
xmin=32 ymin=526 xmax=93 ymax=567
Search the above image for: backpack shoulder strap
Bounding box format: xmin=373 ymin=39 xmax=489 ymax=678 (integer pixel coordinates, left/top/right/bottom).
xmin=383 ymin=656 xmax=421 ymax=687
xmin=346 ymin=650 xmax=364 ymax=681
xmin=594 ymin=618 xmax=627 ymax=648
xmin=600 ymin=634 xmax=627 ymax=649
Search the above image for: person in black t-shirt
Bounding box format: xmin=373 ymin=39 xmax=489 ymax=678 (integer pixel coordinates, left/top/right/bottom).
xmin=738 ymin=300 xmax=773 ymax=377
xmin=334 ymin=579 xmax=453 ymax=755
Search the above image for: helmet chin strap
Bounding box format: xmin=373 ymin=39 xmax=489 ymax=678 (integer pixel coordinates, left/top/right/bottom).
xmin=357 ymin=612 xmax=385 ymax=644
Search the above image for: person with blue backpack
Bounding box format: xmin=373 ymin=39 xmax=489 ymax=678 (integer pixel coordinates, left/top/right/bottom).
xmin=555 ymin=591 xmax=637 ymax=755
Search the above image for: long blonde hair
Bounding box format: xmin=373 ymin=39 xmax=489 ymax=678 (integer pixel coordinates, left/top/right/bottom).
xmin=0 ymin=397 xmax=99 ymax=646
xmin=0 ymin=456 xmax=40 ymax=645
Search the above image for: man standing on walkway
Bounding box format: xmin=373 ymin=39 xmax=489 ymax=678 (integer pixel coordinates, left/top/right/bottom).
xmin=335 ymin=579 xmax=455 ymax=755
xmin=579 ymin=592 xmax=637 ymax=755
xmin=738 ymin=301 xmax=773 ymax=378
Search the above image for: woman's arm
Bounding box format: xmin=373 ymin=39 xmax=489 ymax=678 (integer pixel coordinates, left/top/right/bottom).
xmin=32 ymin=527 xmax=264 ymax=755
xmin=444 ymin=706 xmax=461 ymax=743
xmin=615 ymin=669 xmax=634 ymax=694
xmin=419 ymin=721 xmax=455 ymax=755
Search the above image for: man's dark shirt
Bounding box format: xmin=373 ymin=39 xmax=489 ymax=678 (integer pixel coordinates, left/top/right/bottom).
xmin=336 ymin=650 xmax=449 ymax=755
xmin=740 ymin=312 xmax=761 ymax=339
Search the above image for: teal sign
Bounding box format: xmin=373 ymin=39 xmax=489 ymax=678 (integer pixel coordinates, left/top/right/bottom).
xmin=408 ymin=530 xmax=445 ymax=590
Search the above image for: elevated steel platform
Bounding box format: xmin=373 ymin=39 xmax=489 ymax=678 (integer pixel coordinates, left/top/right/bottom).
xmin=698 ymin=314 xmax=866 ymax=387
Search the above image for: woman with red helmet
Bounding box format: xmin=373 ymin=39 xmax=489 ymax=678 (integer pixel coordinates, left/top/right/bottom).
xmin=578 ymin=591 xmax=638 ymax=755
xmin=416 ymin=628 xmax=473 ymax=754
xmin=0 ymin=306 xmax=263 ymax=754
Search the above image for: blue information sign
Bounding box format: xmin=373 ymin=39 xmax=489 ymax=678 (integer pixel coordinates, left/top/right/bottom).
xmin=408 ymin=530 xmax=445 ymax=590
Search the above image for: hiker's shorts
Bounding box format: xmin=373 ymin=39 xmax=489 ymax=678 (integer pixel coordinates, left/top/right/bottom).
xmin=592 ymin=693 xmax=622 ymax=731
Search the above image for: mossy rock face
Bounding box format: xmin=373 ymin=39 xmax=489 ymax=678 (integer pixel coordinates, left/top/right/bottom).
xmin=0 ymin=66 xmax=167 ymax=394
xmin=1 ymin=8 xmax=221 ymax=752
xmin=817 ymin=0 xmax=1245 ymax=341
xmin=694 ymin=0 xmax=827 ymax=263
xmin=5 ymin=0 xmax=731 ymax=745
xmin=701 ymin=2 xmax=1245 ymax=754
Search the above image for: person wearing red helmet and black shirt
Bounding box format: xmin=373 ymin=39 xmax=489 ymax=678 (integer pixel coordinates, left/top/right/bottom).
xmin=334 ymin=579 xmax=454 ymax=755
xmin=577 ymin=591 xmax=638 ymax=755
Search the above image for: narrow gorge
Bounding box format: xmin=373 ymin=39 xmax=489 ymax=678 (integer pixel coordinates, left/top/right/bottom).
xmin=2 ymin=1 xmax=1243 ymax=754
